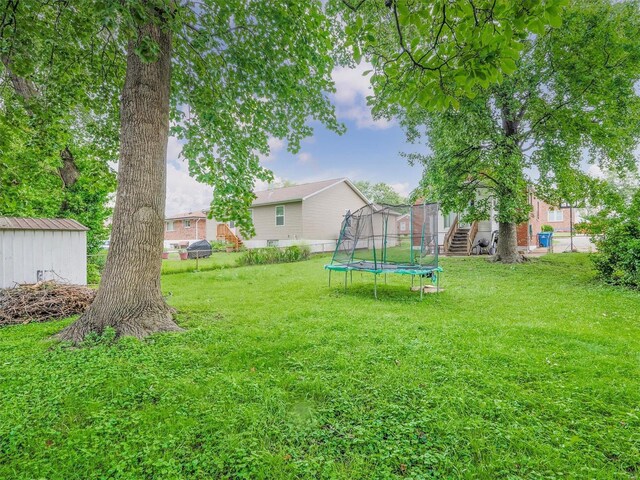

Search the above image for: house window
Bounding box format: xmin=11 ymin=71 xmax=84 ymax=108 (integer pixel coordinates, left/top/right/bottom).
xmin=548 ymin=209 xmax=564 ymax=222
xmin=275 ymin=205 xmax=285 ymax=226
xmin=184 ymin=220 xmax=191 ymax=228
xmin=400 ymin=221 xmax=407 ymax=232
xmin=166 ymin=221 xmax=175 ymax=232
xmin=267 ymin=239 xmax=279 ymax=247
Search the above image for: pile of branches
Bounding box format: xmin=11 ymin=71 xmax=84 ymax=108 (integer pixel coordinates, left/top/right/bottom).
xmin=0 ymin=282 xmax=95 ymax=326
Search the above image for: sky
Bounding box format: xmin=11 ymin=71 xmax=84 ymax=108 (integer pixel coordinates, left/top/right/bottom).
xmin=165 ymin=63 xmax=425 ymax=215
xmin=165 ymin=66 xmax=640 ymax=216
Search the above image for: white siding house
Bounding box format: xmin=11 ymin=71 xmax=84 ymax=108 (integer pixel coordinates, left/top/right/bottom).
xmin=0 ymin=217 xmax=88 ymax=288
xmin=245 ymin=178 xmax=370 ymax=252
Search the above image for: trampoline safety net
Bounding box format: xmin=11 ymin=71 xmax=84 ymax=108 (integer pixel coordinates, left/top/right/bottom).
xmin=328 ymin=202 xmax=440 ymax=273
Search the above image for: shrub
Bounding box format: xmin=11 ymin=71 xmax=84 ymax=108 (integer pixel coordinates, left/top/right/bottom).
xmin=585 ymin=190 xmax=640 ymax=289
xmin=87 ymin=252 xmax=107 ymax=285
xmin=541 ymin=225 xmax=554 ymax=232
xmin=236 ymin=245 xmax=311 ymax=266
xmin=210 ymin=241 xmax=227 ymax=252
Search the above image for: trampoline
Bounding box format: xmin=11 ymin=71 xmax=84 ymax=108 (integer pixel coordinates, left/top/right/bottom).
xmin=325 ymin=202 xmax=442 ymax=299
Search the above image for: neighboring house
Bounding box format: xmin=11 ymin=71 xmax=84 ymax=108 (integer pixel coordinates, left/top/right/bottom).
xmin=164 ymin=211 xmax=208 ymax=248
xmin=439 ymin=189 xmax=586 ymax=255
xmin=0 ymin=217 xmax=88 ymax=287
xmin=397 ymin=213 xmax=410 ymax=235
xmin=436 ymin=191 xmax=500 ymax=256
xmin=246 ymin=178 xmax=370 ymax=252
xmin=441 ymin=211 xmax=500 ymax=255
xmin=517 ymin=192 xmax=583 ymax=250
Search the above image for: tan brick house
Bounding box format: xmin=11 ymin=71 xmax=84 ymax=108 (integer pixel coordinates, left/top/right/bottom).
xmin=164 ymin=211 xmax=207 ymax=248
xmin=517 ymin=191 xmax=581 ymax=250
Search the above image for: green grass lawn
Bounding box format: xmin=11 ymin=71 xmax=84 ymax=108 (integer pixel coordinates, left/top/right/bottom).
xmin=1 ymin=254 xmax=639 ymax=479
xmin=161 ymin=251 xmax=242 ymax=274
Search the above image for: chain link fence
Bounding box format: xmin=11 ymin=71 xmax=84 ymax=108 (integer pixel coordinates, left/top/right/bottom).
xmin=86 ymin=241 xmax=338 ymax=284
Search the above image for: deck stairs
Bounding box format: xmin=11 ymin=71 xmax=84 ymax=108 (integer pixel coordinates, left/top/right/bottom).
xmin=216 ymin=223 xmax=243 ymax=249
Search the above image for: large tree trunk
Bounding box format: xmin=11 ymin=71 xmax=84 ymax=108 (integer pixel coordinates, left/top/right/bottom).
xmin=58 ymin=20 xmax=180 ymax=342
xmin=493 ymin=222 xmax=524 ymax=263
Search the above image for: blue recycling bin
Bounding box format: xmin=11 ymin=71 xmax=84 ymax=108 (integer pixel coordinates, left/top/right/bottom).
xmin=537 ymin=232 xmax=553 ymax=248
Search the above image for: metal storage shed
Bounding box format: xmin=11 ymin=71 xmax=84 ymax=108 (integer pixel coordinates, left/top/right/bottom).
xmin=0 ymin=217 xmax=88 ymax=289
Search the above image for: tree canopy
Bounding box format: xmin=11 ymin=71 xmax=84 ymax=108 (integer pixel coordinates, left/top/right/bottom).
xmin=330 ymin=0 xmax=568 ymax=111
xmin=0 ymin=1 xmax=121 ymax=252
xmin=1 ymin=1 xmax=344 ymax=238
xmin=393 ymin=0 xmax=640 ymax=260
xmin=354 ymin=180 xmax=408 ymax=205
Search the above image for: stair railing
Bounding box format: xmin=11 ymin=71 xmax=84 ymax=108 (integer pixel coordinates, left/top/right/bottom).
xmin=216 ymin=223 xmax=242 ymax=248
xmin=443 ymin=214 xmax=459 ymax=254
xmin=466 ymin=221 xmax=479 ymax=255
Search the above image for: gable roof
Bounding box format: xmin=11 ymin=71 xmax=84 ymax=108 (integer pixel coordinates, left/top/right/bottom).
xmin=165 ymin=211 xmax=208 ymax=221
xmin=0 ymin=217 xmax=88 ymax=231
xmin=252 ymin=178 xmax=369 ymax=207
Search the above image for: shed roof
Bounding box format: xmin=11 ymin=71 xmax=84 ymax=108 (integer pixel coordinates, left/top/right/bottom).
xmin=252 ymin=178 xmax=369 ymax=206
xmin=0 ymin=217 xmax=88 ymax=231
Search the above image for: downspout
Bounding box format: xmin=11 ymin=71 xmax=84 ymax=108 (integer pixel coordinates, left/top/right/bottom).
xmin=195 ymin=218 xmax=200 ymax=241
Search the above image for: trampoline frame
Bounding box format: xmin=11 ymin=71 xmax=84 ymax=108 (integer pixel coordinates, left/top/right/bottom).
xmin=325 ymin=202 xmax=442 ymax=299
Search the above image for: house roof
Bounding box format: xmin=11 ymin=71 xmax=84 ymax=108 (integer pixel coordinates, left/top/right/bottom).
xmin=0 ymin=217 xmax=88 ymax=231
xmin=165 ymin=211 xmax=208 ymax=221
xmin=252 ymin=178 xmax=369 ymax=207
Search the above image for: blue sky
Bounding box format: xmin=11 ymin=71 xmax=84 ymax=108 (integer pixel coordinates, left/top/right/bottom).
xmin=260 ymin=120 xmax=424 ymax=189
xmin=165 ymin=64 xmax=426 ymax=215
xmin=165 ymin=63 xmax=640 ymax=215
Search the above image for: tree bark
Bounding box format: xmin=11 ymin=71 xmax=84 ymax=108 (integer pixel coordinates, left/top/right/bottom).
xmin=493 ymin=222 xmax=524 ymax=263
xmin=58 ymin=19 xmax=181 ymax=342
xmin=490 ymin=101 xmax=526 ymax=264
xmin=1 ymin=55 xmax=38 ymax=101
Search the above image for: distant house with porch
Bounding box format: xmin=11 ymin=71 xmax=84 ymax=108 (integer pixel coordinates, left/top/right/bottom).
xmin=163 ymin=211 xmax=208 ymax=249
xmin=164 ymin=211 xmax=238 ymax=249
xmin=439 ymin=190 xmax=585 ymax=255
xmin=245 ymin=178 xmax=370 ymax=252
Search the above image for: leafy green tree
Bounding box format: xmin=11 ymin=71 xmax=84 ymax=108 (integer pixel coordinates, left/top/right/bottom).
xmin=397 ymin=0 xmax=640 ymax=262
xmin=354 ymin=180 xmax=407 ymax=205
xmin=0 ymin=2 xmax=120 ymax=254
xmin=330 ymin=0 xmax=567 ymax=110
xmin=3 ymin=0 xmax=344 ymax=341
xmin=581 ymin=183 xmax=640 ymax=288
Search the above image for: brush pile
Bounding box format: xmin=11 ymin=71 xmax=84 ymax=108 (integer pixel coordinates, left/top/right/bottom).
xmin=0 ymin=282 xmax=95 ymax=326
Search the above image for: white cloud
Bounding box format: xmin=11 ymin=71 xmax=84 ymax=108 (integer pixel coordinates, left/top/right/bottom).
xmin=331 ymin=63 xmax=395 ymax=130
xmin=166 ymin=135 xmax=183 ymax=162
xmin=254 ymin=175 xmax=285 ymax=192
xmin=165 ymin=137 xmax=212 ymax=215
xmin=297 ymin=152 xmax=314 ymax=164
xmin=389 ymin=182 xmax=412 ymax=198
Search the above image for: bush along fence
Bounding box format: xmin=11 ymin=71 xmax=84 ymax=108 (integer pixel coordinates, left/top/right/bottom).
xmin=236 ymin=245 xmax=311 ymax=266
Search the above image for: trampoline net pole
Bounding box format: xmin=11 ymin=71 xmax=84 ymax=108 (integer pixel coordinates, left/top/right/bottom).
xmin=410 ymin=204 xmax=414 ymax=265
